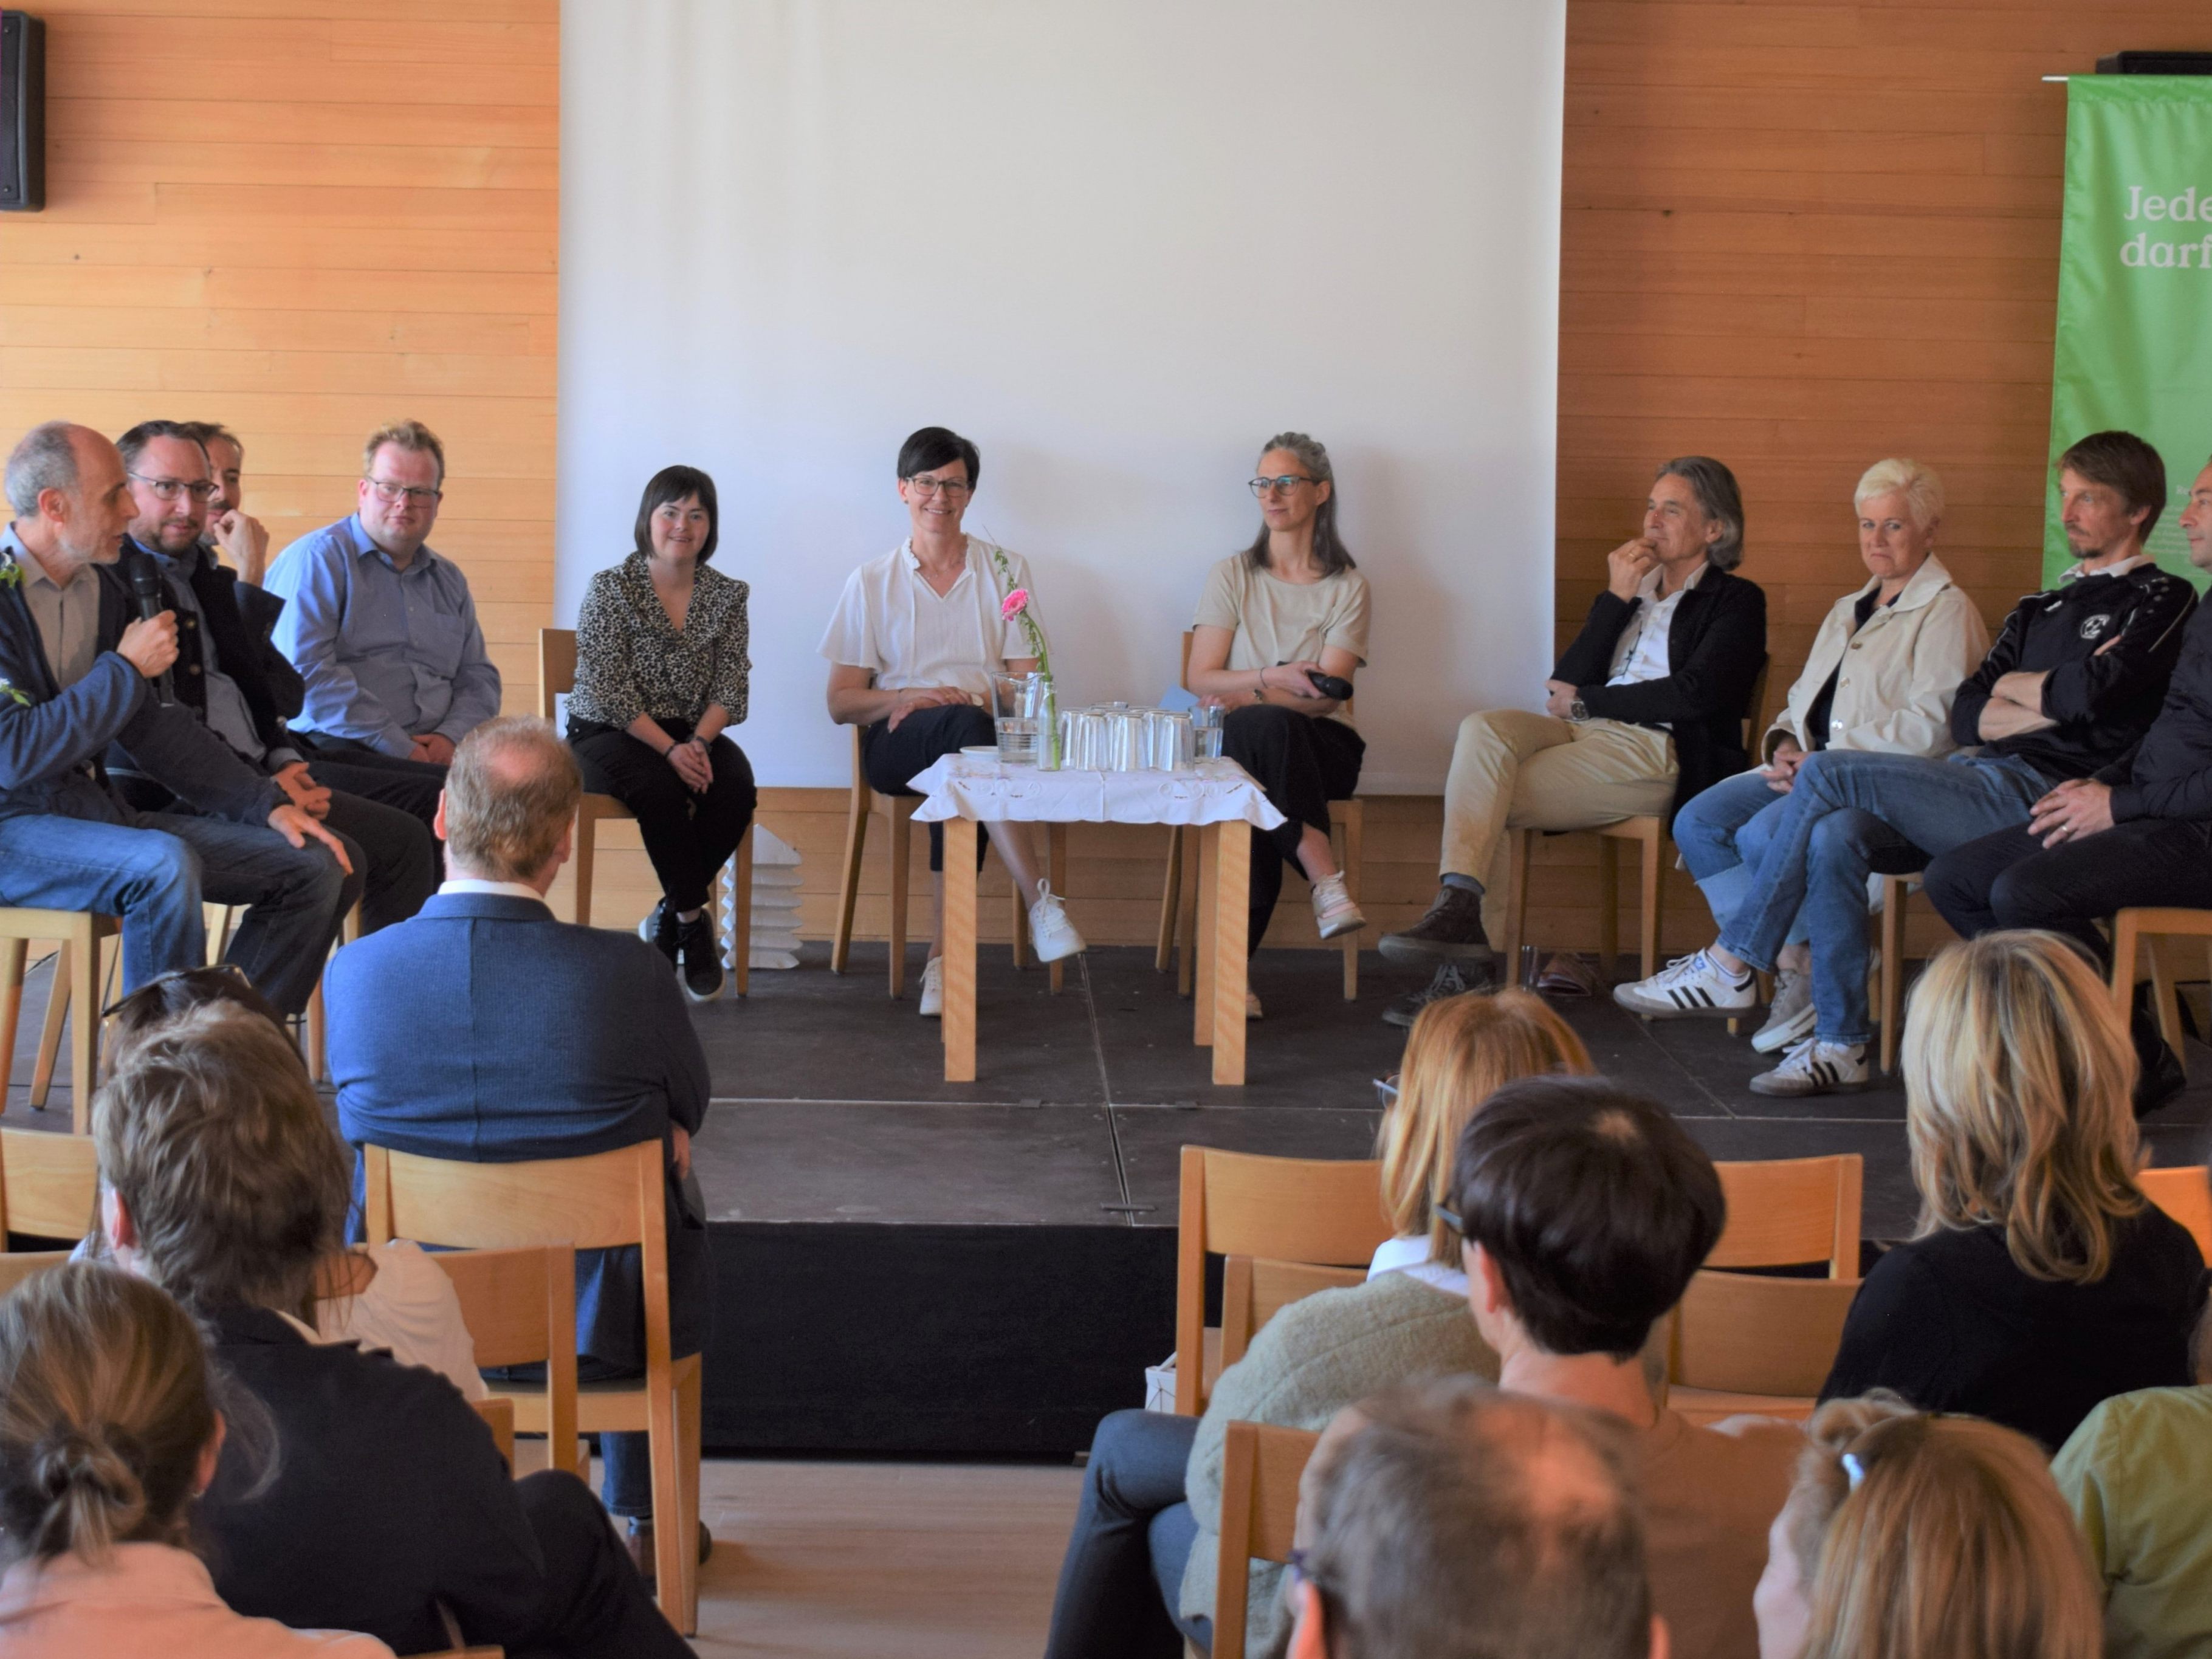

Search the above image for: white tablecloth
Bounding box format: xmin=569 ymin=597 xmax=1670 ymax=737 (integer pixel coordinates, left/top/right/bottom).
xmin=908 ymin=754 xmax=1288 ymax=829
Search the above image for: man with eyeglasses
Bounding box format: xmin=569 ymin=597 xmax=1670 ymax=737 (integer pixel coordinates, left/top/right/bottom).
xmin=103 ymin=421 xmax=438 ymax=936
xmin=180 ymin=420 xmax=270 ymax=588
xmin=0 ymin=421 xmax=357 ymax=1014
xmin=264 ymin=419 xmax=502 ymax=823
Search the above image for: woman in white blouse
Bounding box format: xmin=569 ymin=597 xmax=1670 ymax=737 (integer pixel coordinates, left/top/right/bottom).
xmin=819 ymin=427 xmax=1085 ymax=1017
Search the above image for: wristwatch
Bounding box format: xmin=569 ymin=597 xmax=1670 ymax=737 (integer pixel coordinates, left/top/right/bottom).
xmin=1568 ymin=696 xmax=1590 ymax=723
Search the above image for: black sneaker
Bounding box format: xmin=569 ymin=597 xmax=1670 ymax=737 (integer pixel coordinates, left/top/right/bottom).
xmin=675 ymin=910 xmax=724 ymax=1003
xmin=637 ymin=899 xmax=678 ymax=967
xmin=1384 ymin=960 xmax=1491 ymax=1029
xmin=1378 ymin=885 xmax=1494 ymax=967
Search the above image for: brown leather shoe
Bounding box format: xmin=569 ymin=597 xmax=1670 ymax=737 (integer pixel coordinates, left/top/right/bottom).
xmin=623 ymin=1518 xmax=714 ymax=1587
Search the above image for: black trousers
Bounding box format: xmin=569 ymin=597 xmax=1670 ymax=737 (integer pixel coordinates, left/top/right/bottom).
xmin=571 ymin=721 xmax=757 ymax=914
xmin=1220 ymin=704 xmax=1365 ymax=952
xmin=506 ymin=1469 xmax=692 ymax=1659
xmin=1923 ymin=817 xmax=2212 ymax=967
xmin=294 ymin=730 xmax=447 ymax=838
xmin=861 ymin=702 xmax=995 ymax=872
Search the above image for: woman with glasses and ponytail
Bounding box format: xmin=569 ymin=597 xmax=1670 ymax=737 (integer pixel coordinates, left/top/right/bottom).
xmin=1187 ymin=433 xmax=1372 ymax=1015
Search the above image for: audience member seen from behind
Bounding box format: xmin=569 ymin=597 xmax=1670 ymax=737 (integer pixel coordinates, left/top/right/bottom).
xmin=1378 ymin=457 xmax=1765 ymax=1029
xmin=0 ymin=1263 xmax=394 ymax=1658
xmin=1617 ymin=431 xmax=2193 ymax=1098
xmin=1649 ymin=458 xmax=1988 ymax=1055
xmin=1445 ymin=1076 xmax=1800 ymax=1659
xmin=819 ymin=425 xmax=1084 ymax=1018
xmin=97 ymin=964 xmax=486 ymax=1403
xmin=567 ymin=464 xmax=757 ymax=1002
xmin=94 ymin=1006 xmax=687 ymax=1658
xmin=1291 ymin=1377 xmax=1662 ymax=1659
xmin=326 ymin=715 xmax=712 ymax=1581
xmin=1186 ymin=433 xmax=1370 ymax=1011
xmin=1819 ymin=931 xmax=2203 ymax=1449
xmin=1757 ymin=1393 xmax=2101 ymax=1659
xmin=1040 ymin=988 xmax=1589 ymax=1659
xmin=264 ymin=419 xmax=501 ymax=787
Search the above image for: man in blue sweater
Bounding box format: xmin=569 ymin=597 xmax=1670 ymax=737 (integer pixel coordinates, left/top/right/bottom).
xmin=326 ymin=713 xmax=712 ymax=1573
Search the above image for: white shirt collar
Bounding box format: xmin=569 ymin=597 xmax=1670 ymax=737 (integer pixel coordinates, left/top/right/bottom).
xmin=1638 ymin=558 xmax=1709 ymax=602
xmin=439 ymin=878 xmax=549 ymax=901
xmin=2064 ymin=552 xmax=2153 ymax=581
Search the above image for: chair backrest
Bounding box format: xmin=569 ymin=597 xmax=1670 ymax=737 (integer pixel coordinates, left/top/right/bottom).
xmin=431 ymin=1244 xmax=580 ymax=1475
xmin=537 ymin=628 xmax=578 ymax=719
xmin=0 ymin=1128 xmax=99 ymax=1248
xmin=2139 ymin=1166 xmax=2212 ymax=1265
xmin=1212 ymin=1421 xmax=1320 ymax=1659
xmin=1666 ymin=1268 xmax=1860 ymax=1397
xmin=1709 ymin=1154 xmax=1862 ymax=1278
xmin=1176 ymin=1146 xmax=1393 ymax=1414
xmin=0 ymin=1250 xmax=70 ymax=1298
xmin=1220 ymin=1256 xmax=1367 ymax=1372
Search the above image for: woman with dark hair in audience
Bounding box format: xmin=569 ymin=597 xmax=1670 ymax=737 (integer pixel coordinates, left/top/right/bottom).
xmin=1187 ymin=433 xmax=1369 ymax=1012
xmin=568 ymin=464 xmax=757 ymax=1003
xmin=1756 ymin=1392 xmax=2102 ymax=1659
xmin=1040 ymin=989 xmax=1588 ymax=1659
xmin=1819 ymin=930 xmax=2205 ymax=1449
xmin=819 ymin=426 xmax=1084 ymax=1016
xmin=0 ymin=1263 xmax=393 ymax=1656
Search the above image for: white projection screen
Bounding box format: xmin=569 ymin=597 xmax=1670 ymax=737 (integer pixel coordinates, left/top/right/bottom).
xmin=558 ymin=1 xmax=1566 ymax=791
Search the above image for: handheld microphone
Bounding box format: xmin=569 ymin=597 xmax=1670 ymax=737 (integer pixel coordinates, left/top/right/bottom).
xmin=127 ymin=558 xmax=176 ymax=707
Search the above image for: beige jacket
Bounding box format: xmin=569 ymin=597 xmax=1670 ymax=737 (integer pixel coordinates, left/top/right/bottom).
xmin=1764 ymin=553 xmax=1990 ymax=763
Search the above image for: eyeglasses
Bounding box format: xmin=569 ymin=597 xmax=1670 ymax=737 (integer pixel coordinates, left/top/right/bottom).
xmin=1284 ymin=1548 xmax=1339 ymax=1615
xmin=1249 ymin=475 xmax=1316 ymax=497
xmin=365 ymin=478 xmax=442 ymax=505
xmin=1372 ymin=1075 xmax=1400 ymax=1110
xmin=904 ymin=476 xmax=972 ymax=500
xmin=1432 ymin=1201 xmax=1466 ymax=1239
xmin=128 ymin=473 xmax=218 ymax=503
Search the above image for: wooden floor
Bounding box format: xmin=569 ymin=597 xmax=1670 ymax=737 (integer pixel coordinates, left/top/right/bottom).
xmin=679 ymin=1457 xmax=1080 ymax=1657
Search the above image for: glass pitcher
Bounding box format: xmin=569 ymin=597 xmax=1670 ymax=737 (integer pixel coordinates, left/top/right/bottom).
xmin=989 ymin=672 xmax=1060 ymax=769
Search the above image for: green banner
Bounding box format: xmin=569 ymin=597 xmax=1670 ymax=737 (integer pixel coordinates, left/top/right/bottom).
xmin=2046 ymin=77 xmax=2212 ymax=587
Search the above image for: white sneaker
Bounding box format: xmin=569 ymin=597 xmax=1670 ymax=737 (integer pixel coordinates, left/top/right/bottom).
xmin=1310 ymin=874 xmax=1366 ymax=941
xmin=1751 ymin=968 xmax=1815 ymax=1054
xmin=1612 ymin=949 xmax=1759 ymax=1018
xmin=918 ymin=956 xmax=944 ymax=1018
xmin=1028 ymin=882 xmax=1086 ymax=964
xmin=1750 ymin=1037 xmax=1870 ymax=1097
xmin=1246 ymin=990 xmax=1263 ymax=1020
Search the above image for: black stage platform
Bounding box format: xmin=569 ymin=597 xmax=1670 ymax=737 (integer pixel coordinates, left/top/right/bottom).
xmin=10 ymin=943 xmax=2211 ymax=1458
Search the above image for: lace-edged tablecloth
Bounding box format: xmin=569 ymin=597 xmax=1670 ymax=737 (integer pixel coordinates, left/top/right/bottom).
xmin=908 ymin=754 xmax=1287 ymax=829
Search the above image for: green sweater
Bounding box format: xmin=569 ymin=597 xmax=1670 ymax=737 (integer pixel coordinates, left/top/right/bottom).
xmin=2053 ymin=1385 xmax=2212 ymax=1659
xmin=1178 ymin=1271 xmax=1498 ymax=1658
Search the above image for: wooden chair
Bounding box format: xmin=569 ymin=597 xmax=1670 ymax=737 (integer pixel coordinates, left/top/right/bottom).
xmin=430 ymin=1245 xmax=581 ymax=1477
xmin=1209 ymin=1421 xmax=1320 ymax=1659
xmin=471 ymin=1396 xmax=518 ymax=1466
xmin=1872 ymin=873 xmax=1922 ymax=1075
xmin=0 ymin=913 xmax=119 ymax=1132
xmin=1501 ymin=658 xmax=1768 ymax=987
xmin=2139 ymin=1164 xmax=2212 ymax=1263
xmin=1662 ymin=1269 xmax=1861 ymax=1424
xmin=538 ymin=628 xmax=753 ymax=995
xmin=2111 ymin=907 xmax=2212 ymax=1080
xmin=361 ymin=1141 xmax=702 ymax=1635
xmin=829 ymin=723 xmax=1068 ymax=997
xmin=1157 ymin=633 xmax=1364 ymax=999
xmin=0 ymin=1250 xmax=70 ymax=1297
xmin=0 ymin=1127 xmax=98 ymax=1246
xmin=1175 ymin=1146 xmax=1393 ymax=1415
xmin=1219 ymin=1255 xmax=1366 ymax=1371
xmin=1710 ymin=1153 xmax=1863 ymax=1279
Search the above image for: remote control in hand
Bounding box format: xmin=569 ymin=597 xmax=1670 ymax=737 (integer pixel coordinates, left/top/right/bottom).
xmin=1305 ymin=671 xmax=1355 ymax=701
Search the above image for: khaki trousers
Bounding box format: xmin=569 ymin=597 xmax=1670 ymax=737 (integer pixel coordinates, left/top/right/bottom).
xmin=1438 ymin=710 xmax=1678 ymax=940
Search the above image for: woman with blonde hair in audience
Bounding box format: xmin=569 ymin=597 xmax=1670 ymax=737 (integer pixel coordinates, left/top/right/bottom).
xmin=1819 ymin=930 xmax=2203 ymax=1448
xmin=0 ymin=1262 xmax=392 ymax=1657
xmin=1041 ymin=987 xmax=1591 ymax=1659
xmin=1754 ymin=1392 xmax=2103 ymax=1659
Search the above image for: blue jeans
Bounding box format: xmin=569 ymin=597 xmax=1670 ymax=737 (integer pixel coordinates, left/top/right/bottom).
xmin=1043 ymin=1409 xmax=1208 ymax=1659
xmin=1674 ymin=769 xmax=1812 ymax=945
xmin=0 ymin=810 xmax=355 ymax=1015
xmin=1715 ymin=750 xmax=2050 ymax=1045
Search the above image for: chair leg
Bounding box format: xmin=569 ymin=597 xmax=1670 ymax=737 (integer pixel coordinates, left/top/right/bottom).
xmin=2150 ymin=936 xmax=2186 ymax=1066
xmin=647 ymin=1369 xmax=690 ymax=1635
xmin=0 ymin=938 xmax=24 ymax=1094
xmin=831 ymin=785 xmax=869 ymax=975
xmin=1048 ymin=824 xmax=1068 ymax=995
xmin=1637 ymin=831 xmax=1663 ymax=983
xmin=886 ymin=803 xmax=912 ymax=1000
xmin=1878 ymin=878 xmax=1908 ymax=1076
xmin=1156 ymin=826 xmax=1183 ymax=972
xmin=31 ymin=940 xmax=70 ymax=1109
xmin=1336 ymin=804 xmax=1362 ymax=1001
xmin=572 ymin=814 xmax=597 ymax=929
xmin=1011 ymin=843 xmax=1029 ymax=972
xmin=1500 ymin=830 xmax=1531 ymax=986
xmin=675 ymin=1360 xmax=704 ymax=1636
xmin=1175 ymin=826 xmax=1200 ymax=997
xmin=306 ymin=981 xmax=326 ymax=1087
xmin=69 ymin=926 xmax=99 ymax=1134
xmin=730 ymin=823 xmax=754 ymax=998
xmin=1596 ymin=840 xmax=1620 ymax=979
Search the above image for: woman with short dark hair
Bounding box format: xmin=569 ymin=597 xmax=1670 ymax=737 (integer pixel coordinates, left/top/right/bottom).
xmin=568 ymin=464 xmax=757 ymax=1002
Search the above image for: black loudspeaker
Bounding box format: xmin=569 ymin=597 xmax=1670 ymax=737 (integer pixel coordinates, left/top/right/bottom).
xmin=1 ymin=11 xmax=43 ymax=213
xmin=2096 ymin=51 xmax=2212 ymax=75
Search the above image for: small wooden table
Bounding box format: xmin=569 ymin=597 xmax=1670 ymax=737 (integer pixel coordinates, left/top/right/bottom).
xmin=915 ymin=756 xmax=1282 ymax=1087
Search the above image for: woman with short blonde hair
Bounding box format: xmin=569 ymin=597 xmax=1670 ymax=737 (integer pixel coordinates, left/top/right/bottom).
xmin=1820 ymin=931 xmax=2204 ymax=1448
xmin=1756 ymin=1392 xmax=2103 ymax=1659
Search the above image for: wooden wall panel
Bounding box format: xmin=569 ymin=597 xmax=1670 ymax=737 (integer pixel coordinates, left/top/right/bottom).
xmin=0 ymin=0 xmax=557 ymax=712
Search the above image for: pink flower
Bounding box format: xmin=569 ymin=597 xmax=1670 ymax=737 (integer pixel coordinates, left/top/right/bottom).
xmin=1001 ymin=588 xmax=1031 ymax=621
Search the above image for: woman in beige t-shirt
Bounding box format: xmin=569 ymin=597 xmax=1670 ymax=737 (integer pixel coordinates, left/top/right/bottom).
xmin=1189 ymin=433 xmax=1371 ymax=1001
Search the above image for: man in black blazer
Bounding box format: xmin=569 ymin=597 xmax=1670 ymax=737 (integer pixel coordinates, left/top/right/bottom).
xmin=1378 ymin=457 xmax=1765 ymax=1026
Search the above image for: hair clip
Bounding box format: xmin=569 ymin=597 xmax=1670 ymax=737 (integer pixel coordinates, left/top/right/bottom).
xmin=1841 ymin=1452 xmax=1867 ymax=1491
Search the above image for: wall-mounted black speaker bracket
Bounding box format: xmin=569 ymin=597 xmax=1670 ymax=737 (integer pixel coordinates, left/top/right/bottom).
xmin=1 ymin=11 xmax=44 ymax=213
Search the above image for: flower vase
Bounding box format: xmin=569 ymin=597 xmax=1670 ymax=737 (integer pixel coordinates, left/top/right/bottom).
xmin=1036 ymin=675 xmax=1060 ymax=771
